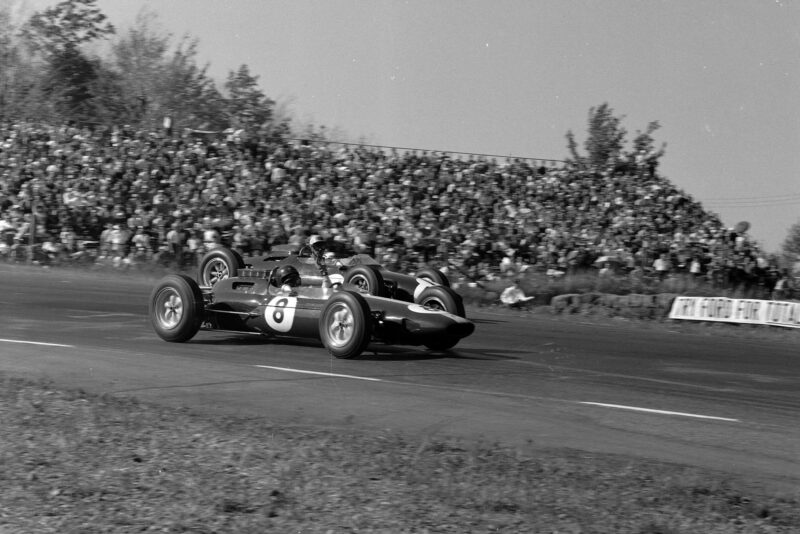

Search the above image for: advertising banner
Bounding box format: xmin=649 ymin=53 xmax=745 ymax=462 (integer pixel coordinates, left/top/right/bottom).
xmin=668 ymin=296 xmax=800 ymax=329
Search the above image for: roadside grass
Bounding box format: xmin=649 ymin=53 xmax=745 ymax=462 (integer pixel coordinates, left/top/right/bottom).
xmin=1 ymin=376 xmax=798 ymax=533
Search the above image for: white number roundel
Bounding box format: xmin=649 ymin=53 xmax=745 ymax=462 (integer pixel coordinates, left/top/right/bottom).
xmin=265 ymin=296 xmax=297 ymax=332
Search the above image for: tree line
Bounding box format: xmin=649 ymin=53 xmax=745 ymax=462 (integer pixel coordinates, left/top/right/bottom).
xmin=0 ymin=0 xmax=287 ymax=138
xmin=2 ymin=1 xmax=669 ymax=162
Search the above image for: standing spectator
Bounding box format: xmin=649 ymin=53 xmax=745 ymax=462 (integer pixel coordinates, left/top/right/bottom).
xmin=166 ymin=222 xmax=185 ymax=267
xmin=99 ymin=223 xmax=113 ymax=258
xmin=598 ymin=261 xmax=615 ymax=278
xmin=59 ymin=225 xmax=78 ymax=255
xmin=772 ymin=270 xmax=794 ymax=301
xmin=131 ymin=226 xmax=151 ymax=261
xmin=689 ymin=255 xmax=704 ymax=279
xmin=109 ymin=224 xmax=131 ymax=261
xmin=202 ymin=220 xmax=221 ymax=251
xmin=185 ymin=230 xmax=203 ymax=266
xmin=652 ymin=252 xmax=671 ymax=280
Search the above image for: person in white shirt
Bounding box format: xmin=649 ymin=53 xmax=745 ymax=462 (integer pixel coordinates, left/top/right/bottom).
xmin=500 ymin=279 xmax=534 ymax=308
xmin=652 ymin=253 xmax=671 ymax=280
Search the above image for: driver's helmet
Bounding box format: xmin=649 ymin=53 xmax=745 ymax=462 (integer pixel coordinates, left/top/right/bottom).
xmin=275 ymin=265 xmax=301 ymax=287
xmin=308 ymin=234 xmax=325 ymax=249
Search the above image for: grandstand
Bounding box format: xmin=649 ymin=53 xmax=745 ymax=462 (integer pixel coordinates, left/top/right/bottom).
xmin=0 ymin=121 xmax=781 ymax=298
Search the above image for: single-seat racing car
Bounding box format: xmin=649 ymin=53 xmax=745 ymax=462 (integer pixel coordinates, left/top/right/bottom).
xmin=150 ymin=244 xmax=474 ymax=359
xmin=197 ymin=240 xmax=459 ymax=314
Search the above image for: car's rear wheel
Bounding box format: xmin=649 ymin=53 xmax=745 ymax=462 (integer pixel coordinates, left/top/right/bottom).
xmin=343 ymin=265 xmax=385 ymax=296
xmin=150 ymin=274 xmax=204 ymax=342
xmin=319 ymin=291 xmax=372 ymax=359
xmin=415 ymin=267 xmax=450 ymax=287
xmin=416 ymin=285 xmax=465 ymax=317
xmin=198 ymin=247 xmax=245 ymax=286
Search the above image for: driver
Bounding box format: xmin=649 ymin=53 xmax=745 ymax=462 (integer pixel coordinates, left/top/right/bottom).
xmin=306 ymin=234 xmax=333 ymax=275
xmin=298 ymin=234 xmax=327 ymax=265
xmin=307 ymin=234 xmax=345 ymax=265
xmin=275 ymin=265 xmax=302 ymax=293
xmin=308 ymin=234 xmax=327 ymax=254
xmin=308 ymin=234 xmax=325 ymax=248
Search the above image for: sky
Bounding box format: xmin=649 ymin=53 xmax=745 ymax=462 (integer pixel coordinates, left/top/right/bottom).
xmin=14 ymin=0 xmax=800 ymax=252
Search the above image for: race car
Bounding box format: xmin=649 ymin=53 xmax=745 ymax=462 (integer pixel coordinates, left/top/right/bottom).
xmin=197 ymin=240 xmax=460 ymax=315
xmin=150 ymin=253 xmax=474 ymax=359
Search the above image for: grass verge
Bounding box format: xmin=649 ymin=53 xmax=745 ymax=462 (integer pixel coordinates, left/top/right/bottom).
xmin=1 ymin=376 xmax=798 ymax=533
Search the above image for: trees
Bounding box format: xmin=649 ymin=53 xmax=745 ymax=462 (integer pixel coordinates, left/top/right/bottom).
xmin=105 ymin=9 xmax=172 ymax=127
xmin=159 ymin=39 xmax=226 ymax=131
xmin=20 ymin=0 xmax=114 ymax=56
xmin=566 ymin=103 xmax=666 ymax=175
xmin=224 ymin=64 xmax=273 ymax=127
xmin=0 ymin=3 xmax=44 ymax=120
xmin=2 ymin=1 xmax=289 ymax=135
xmin=780 ymin=220 xmax=800 ymax=267
xmin=13 ymin=0 xmax=230 ymax=130
xmin=17 ymin=0 xmax=115 ymax=123
xmin=107 ymin=11 xmax=225 ymax=131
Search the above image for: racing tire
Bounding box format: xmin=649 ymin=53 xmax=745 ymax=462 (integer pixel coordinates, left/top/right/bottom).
xmin=415 ymin=267 xmax=450 ymax=287
xmin=319 ymin=291 xmax=372 ymax=359
xmin=150 ymin=274 xmax=204 ymax=342
xmin=343 ymin=265 xmax=385 ymax=297
xmin=198 ymin=247 xmax=245 ymax=286
xmin=416 ymin=285 xmax=466 ymax=318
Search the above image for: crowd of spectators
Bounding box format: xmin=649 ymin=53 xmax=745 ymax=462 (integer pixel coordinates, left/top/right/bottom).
xmin=0 ymin=120 xmax=789 ymax=298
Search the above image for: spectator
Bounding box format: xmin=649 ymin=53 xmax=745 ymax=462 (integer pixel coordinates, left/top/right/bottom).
xmin=109 ymin=224 xmax=130 ymax=259
xmin=598 ymin=262 xmax=615 ymax=278
xmin=652 ymin=252 xmax=671 ymax=280
xmin=131 ymin=226 xmax=151 ymax=259
xmin=202 ymin=219 xmax=221 ymax=251
xmin=166 ymin=222 xmax=185 ymax=263
xmin=0 ymin=119 xmax=768 ymax=290
xmin=500 ymin=279 xmax=534 ymax=308
xmin=772 ymin=270 xmax=794 ymax=301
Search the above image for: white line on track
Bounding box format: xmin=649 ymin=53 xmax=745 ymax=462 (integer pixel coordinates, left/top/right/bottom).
xmin=254 ymin=365 xmax=383 ymax=382
xmin=0 ymin=338 xmax=74 ymax=348
xmin=579 ymin=401 xmax=739 ymax=422
xmin=253 ymin=366 xmax=741 ymax=422
xmin=66 ymin=313 xmax=137 ymax=319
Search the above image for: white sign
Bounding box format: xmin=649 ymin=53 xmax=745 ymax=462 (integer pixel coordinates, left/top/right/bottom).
xmin=669 ymin=296 xmax=800 ymax=329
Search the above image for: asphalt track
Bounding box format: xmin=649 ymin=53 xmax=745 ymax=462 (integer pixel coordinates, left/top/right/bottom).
xmin=1 ymin=264 xmax=798 ymax=492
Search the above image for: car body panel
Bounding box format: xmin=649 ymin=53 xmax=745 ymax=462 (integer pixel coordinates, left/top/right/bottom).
xmin=197 ymin=270 xmax=474 ymax=351
xmin=244 ymin=247 xmax=442 ymax=304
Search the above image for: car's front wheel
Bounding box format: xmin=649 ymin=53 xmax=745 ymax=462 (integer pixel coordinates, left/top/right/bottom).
xmin=198 ymin=247 xmax=245 ymax=286
xmin=416 ymin=285 xmax=465 ymax=317
xmin=343 ymin=265 xmax=385 ymax=296
xmin=319 ymin=291 xmax=372 ymax=359
xmin=415 ymin=267 xmax=450 ymax=287
xmin=150 ymin=274 xmax=204 ymax=342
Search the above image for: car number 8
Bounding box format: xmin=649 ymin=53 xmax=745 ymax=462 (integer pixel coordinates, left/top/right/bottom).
xmin=265 ymin=296 xmax=297 ymax=332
